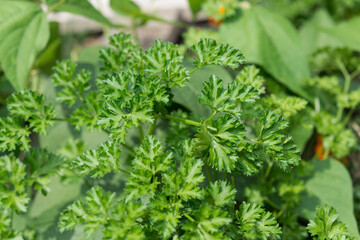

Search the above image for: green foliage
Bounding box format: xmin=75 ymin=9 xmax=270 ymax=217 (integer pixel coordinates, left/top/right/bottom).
xmin=58 ymin=185 xmax=116 ymax=236
xmin=307 ymin=205 xmax=355 ymax=240
xmin=236 ymin=202 xmax=281 ymax=239
xmin=2 ymin=29 xmax=358 ymax=239
xmin=235 ymin=65 xmax=266 ymax=94
xmin=219 ymin=6 xmax=312 ymax=101
xmin=125 ymin=136 xmax=173 ymax=200
xmin=0 ymin=90 xmax=55 ymax=151
xmin=52 ymin=60 xmax=91 ymax=107
xmin=7 ymin=90 xmax=55 ymax=134
xmin=190 ymin=38 xmax=245 ymax=69
xmin=262 ymin=94 xmax=308 ymax=119
xmin=0 ymin=154 xmax=29 ymax=213
xmin=71 ymin=140 xmax=122 ymax=178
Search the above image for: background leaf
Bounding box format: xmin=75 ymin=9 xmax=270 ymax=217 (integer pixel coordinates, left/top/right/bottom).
xmin=297 ymin=160 xmax=359 ymax=238
xmin=109 ymin=0 xmax=142 ymax=18
xmin=0 ymin=1 xmax=50 ymax=90
xmin=188 ymin=0 xmax=205 ymax=18
xmin=299 ymin=8 xmax=342 ymax=54
xmin=46 ymin=0 xmax=111 ymax=26
xmin=172 ymin=62 xmax=233 ymax=117
xmin=220 ymin=6 xmax=311 ymax=101
xmin=324 ymin=16 xmax=360 ymax=52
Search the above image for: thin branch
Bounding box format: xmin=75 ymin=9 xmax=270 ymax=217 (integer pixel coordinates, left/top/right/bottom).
xmin=157 ymin=114 xmax=217 ymax=132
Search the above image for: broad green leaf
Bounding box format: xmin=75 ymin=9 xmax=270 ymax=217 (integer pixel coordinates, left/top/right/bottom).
xmin=324 ymin=17 xmax=360 ymax=52
xmin=0 ymin=1 xmax=49 ymax=90
xmin=297 ymin=160 xmax=359 ymax=238
xmin=299 ymin=8 xmax=342 ymax=54
xmin=220 ymin=6 xmax=311 ymax=101
xmin=46 ymin=0 xmax=111 ymax=26
xmin=109 ymin=0 xmax=141 ymax=18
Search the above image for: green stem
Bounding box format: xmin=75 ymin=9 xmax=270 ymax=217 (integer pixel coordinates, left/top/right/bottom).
xmin=158 ymin=114 xmax=217 ymax=132
xmin=144 ymin=14 xmax=189 ymax=28
xmin=189 ymin=66 xmax=200 ymax=75
xmin=264 ymin=162 xmax=273 ymax=179
xmin=350 ymin=67 xmax=360 ymax=80
xmin=183 ymin=213 xmax=195 ymax=222
xmin=342 ymin=107 xmax=356 ymax=127
xmin=131 ymin=20 xmax=140 ymax=43
xmin=138 ymin=125 xmax=144 ymax=141
xmin=336 ymin=59 xmax=352 ymax=121
xmin=120 ymin=143 xmax=136 ymax=155
xmin=265 ymin=198 xmax=280 ymax=210
xmin=146 ymin=116 xmax=158 ymax=136
xmin=204 ymin=159 xmax=213 ymax=182
xmin=231 ymin=176 xmax=235 ymax=186
xmin=98 ymin=128 xmax=137 ymax=156
xmin=52 ymin=117 xmax=72 ymax=122
xmin=118 ymin=168 xmax=131 ymax=175
xmin=206 ymin=110 xmax=217 ymax=122
xmin=47 ymin=0 xmax=66 ymax=13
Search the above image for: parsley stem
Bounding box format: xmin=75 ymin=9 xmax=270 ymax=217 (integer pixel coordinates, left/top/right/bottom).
xmin=264 ymin=162 xmax=273 ymax=179
xmin=120 ymin=143 xmax=136 ymax=155
xmin=189 ymin=66 xmax=200 ymax=75
xmin=158 ymin=114 xmax=217 ymax=131
xmin=183 ymin=212 xmax=195 ymax=222
xmin=52 ymin=117 xmax=71 ymax=122
xmin=146 ymin=116 xmax=158 ymax=136
xmin=138 ymin=125 xmax=144 ymax=141
xmin=204 ymin=159 xmax=213 ymax=182
xmin=118 ymin=168 xmax=130 ymax=175
xmin=336 ymin=59 xmax=352 ymax=121
xmin=265 ymin=198 xmax=280 ymax=210
xmin=102 ymin=129 xmax=136 ymax=155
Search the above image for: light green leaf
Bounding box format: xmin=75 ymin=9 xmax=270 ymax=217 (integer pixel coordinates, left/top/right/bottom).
xmin=188 ymin=0 xmax=205 ymax=17
xmin=207 ymin=180 xmax=236 ymax=207
xmin=0 ymin=1 xmax=49 ymax=90
xmin=109 ymin=0 xmax=141 ymax=18
xmin=46 ymin=0 xmax=111 ymax=26
xmin=324 ymin=17 xmax=360 ymax=52
xmin=299 ymin=8 xmax=342 ymax=54
xmin=236 ymin=202 xmax=281 ymax=239
xmin=220 ymin=6 xmax=311 ymax=101
xmin=297 ymin=160 xmax=359 ymax=238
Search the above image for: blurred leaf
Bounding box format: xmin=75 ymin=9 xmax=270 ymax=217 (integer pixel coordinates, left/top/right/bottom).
xmin=324 ymin=16 xmax=360 ymax=52
xmin=297 ymin=160 xmax=359 ymax=238
xmin=46 ymin=0 xmax=111 ymax=26
xmin=220 ymin=7 xmax=311 ymax=101
xmin=35 ymin=22 xmax=62 ymax=74
xmin=109 ymin=0 xmax=180 ymax=26
xmin=0 ymin=1 xmax=50 ymax=90
xmin=172 ymin=62 xmax=233 ymax=117
xmin=188 ymin=0 xmax=205 ymax=17
xmin=300 ymin=8 xmax=342 ymax=54
xmin=109 ymin=0 xmax=141 ymax=18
